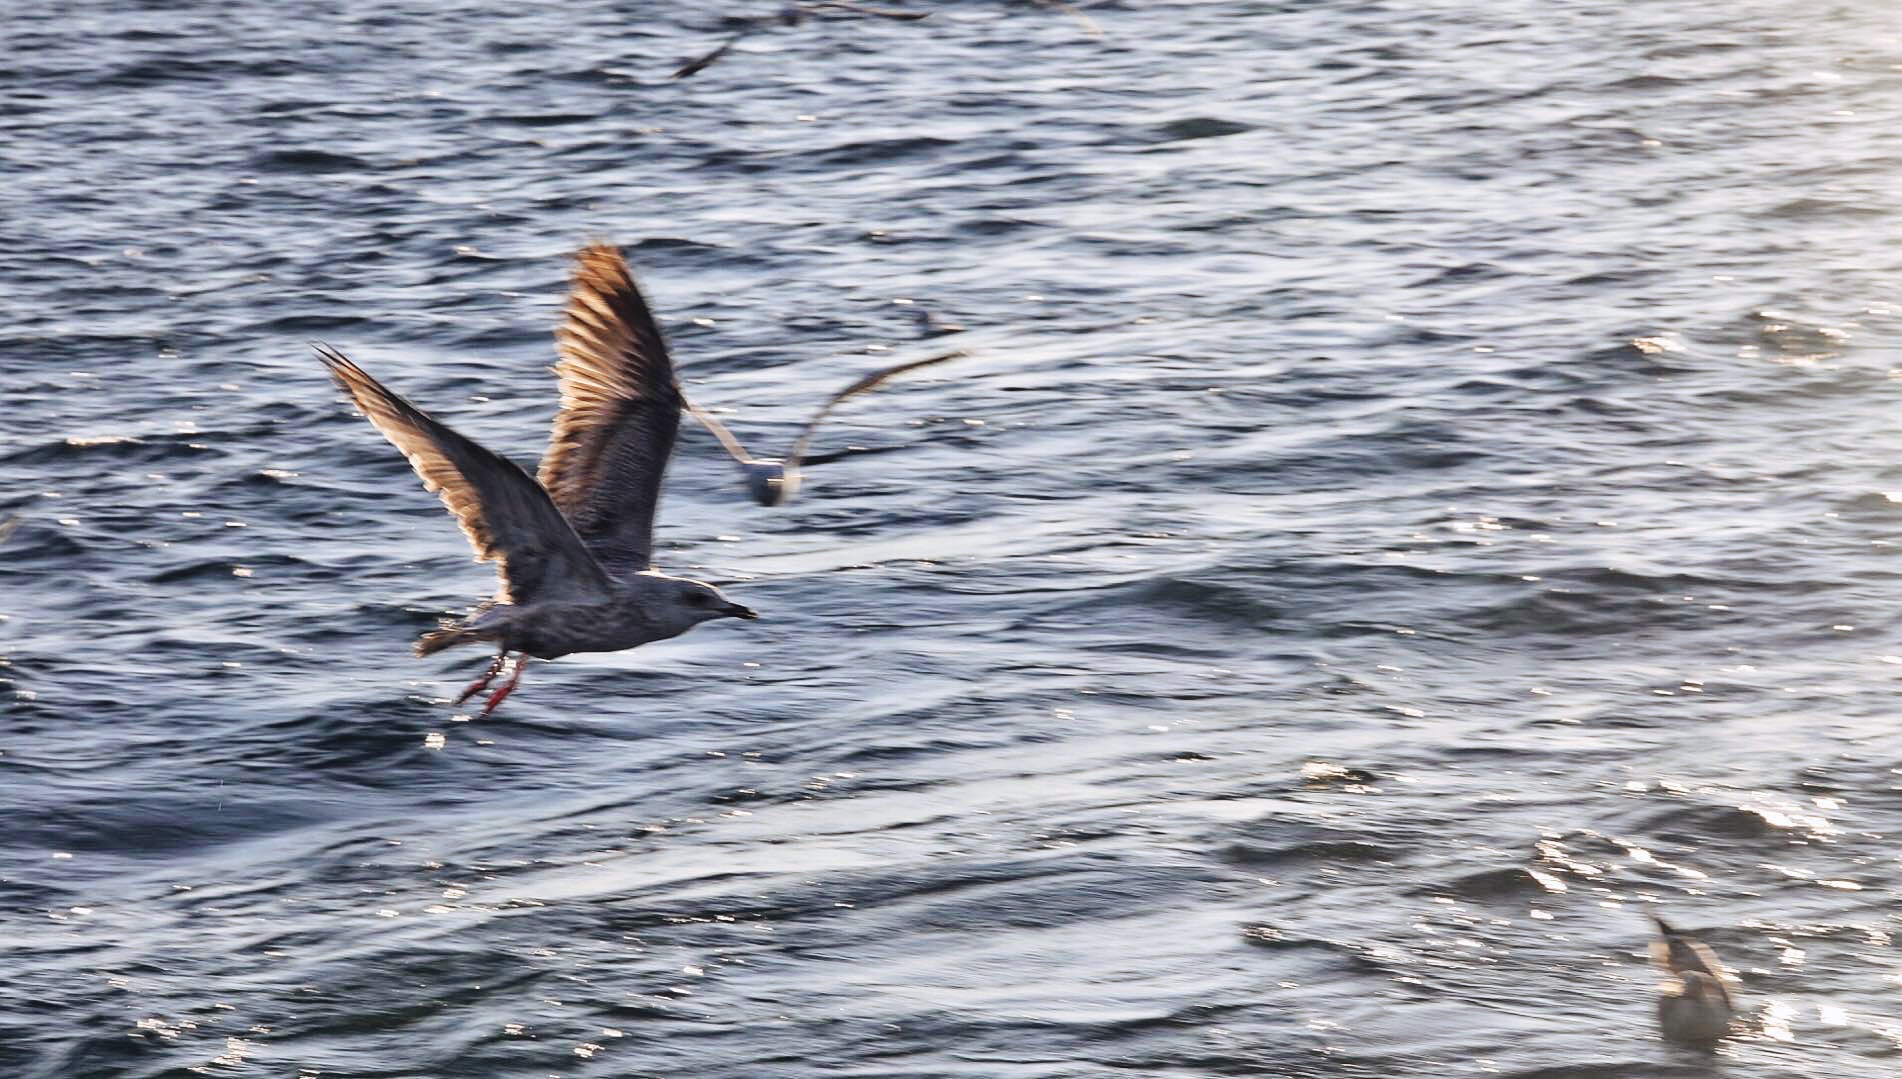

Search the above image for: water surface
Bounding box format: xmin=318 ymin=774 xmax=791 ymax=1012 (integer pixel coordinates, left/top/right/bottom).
xmin=7 ymin=1 xmax=1902 ymax=1076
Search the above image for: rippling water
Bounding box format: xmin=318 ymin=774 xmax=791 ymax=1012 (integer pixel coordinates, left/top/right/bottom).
xmin=10 ymin=1 xmax=1902 ymax=1075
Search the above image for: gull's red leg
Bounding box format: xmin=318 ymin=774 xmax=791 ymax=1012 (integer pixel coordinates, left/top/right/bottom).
xmin=479 ymin=656 xmax=529 ymax=718
xmin=455 ymin=653 xmax=507 ymax=706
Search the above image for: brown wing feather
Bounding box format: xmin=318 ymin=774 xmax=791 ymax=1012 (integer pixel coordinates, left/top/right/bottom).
xmin=317 ymin=345 xmax=611 ymax=605
xmin=538 ymin=244 xmax=682 ymax=577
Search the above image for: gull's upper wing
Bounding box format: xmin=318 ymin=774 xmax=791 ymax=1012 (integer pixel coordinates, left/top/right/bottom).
xmin=786 ymin=349 xmax=966 ymax=470
xmin=538 ymin=244 xmax=682 ymax=577
xmin=317 ymin=345 xmax=611 ymax=605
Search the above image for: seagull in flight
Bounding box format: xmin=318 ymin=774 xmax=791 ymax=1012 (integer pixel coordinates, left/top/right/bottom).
xmin=1649 ymin=914 xmax=1736 ymax=1046
xmin=685 ymin=348 xmax=964 ymax=506
xmin=893 ymin=298 xmax=964 ymax=339
xmin=672 ymin=2 xmax=929 ymax=80
xmin=316 ymin=244 xmax=757 ymax=717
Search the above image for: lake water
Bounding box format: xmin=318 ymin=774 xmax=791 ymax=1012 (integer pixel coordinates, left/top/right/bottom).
xmin=7 ymin=1 xmax=1902 ymax=1076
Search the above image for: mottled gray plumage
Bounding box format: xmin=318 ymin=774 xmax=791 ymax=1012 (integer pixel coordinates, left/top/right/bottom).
xmin=1650 ymin=914 xmax=1736 ymax=1046
xmin=687 ymin=348 xmax=966 ymax=506
xmin=317 ymin=243 xmax=755 ymax=715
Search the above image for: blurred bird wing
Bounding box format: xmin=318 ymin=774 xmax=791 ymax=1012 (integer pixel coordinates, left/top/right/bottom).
xmin=672 ymin=29 xmax=748 ymax=79
xmin=1697 ymin=966 xmax=1734 ymax=1008
xmin=538 ymin=244 xmax=682 ymax=578
xmin=1649 ymin=924 xmax=1732 ymax=1006
xmin=1030 ymin=0 xmax=1104 ymax=39
xmin=785 ymin=349 xmax=966 ymax=469
xmin=683 ymin=397 xmax=758 ymax=467
xmin=317 ymin=345 xmax=611 ymax=605
xmin=810 ymin=0 xmax=932 ymax=19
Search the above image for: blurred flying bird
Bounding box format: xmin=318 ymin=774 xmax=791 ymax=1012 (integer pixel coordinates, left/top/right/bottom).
xmin=1649 ymin=914 xmax=1736 ymax=1046
xmin=685 ymin=349 xmax=965 ymax=506
xmin=1028 ymin=0 xmax=1104 ymax=40
xmin=0 ymin=515 xmax=19 ymax=545
xmin=893 ymin=298 xmax=964 ymax=339
xmin=315 ymin=244 xmax=756 ymax=718
xmin=673 ymin=2 xmax=929 ymax=79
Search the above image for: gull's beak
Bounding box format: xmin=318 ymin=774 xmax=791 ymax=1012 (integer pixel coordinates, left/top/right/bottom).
xmin=723 ymin=603 xmax=759 ymax=621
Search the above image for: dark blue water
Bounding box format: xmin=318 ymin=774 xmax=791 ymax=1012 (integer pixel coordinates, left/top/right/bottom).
xmin=9 ymin=1 xmax=1902 ymax=1075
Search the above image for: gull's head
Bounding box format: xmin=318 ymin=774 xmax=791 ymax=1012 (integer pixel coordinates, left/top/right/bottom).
xmin=742 ymin=459 xmax=801 ymax=507
xmin=660 ymin=578 xmax=758 ymax=631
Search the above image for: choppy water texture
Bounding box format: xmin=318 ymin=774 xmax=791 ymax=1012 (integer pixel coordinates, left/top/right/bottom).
xmin=10 ymin=1 xmax=1902 ymax=1075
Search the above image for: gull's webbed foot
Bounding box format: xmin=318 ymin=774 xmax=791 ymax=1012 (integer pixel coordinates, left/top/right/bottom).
xmin=456 ymin=652 xmax=507 ymax=706
xmin=479 ymin=656 xmax=529 ymax=718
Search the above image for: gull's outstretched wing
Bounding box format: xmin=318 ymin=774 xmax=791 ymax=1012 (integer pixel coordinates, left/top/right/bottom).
xmin=786 ymin=349 xmax=966 ymax=470
xmin=538 ymin=244 xmax=682 ymax=577
xmin=317 ymin=345 xmax=611 ymax=605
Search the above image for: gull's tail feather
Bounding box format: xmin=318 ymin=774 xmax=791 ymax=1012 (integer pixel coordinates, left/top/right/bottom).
xmin=415 ymin=619 xmax=494 ymax=658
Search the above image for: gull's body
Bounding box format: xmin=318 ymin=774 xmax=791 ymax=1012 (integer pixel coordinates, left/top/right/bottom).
xmin=1650 ymin=915 xmax=1736 ymax=1046
xmin=317 ymin=244 xmax=754 ymax=715
xmin=688 ymin=349 xmax=964 ymax=506
xmin=435 ymin=572 xmax=741 ymax=661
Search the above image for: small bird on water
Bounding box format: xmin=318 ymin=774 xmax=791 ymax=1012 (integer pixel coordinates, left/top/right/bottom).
xmin=685 ymin=347 xmax=965 ymax=507
xmin=316 ymin=244 xmax=757 ymax=717
xmin=1649 ymin=913 xmax=1737 ymax=1046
